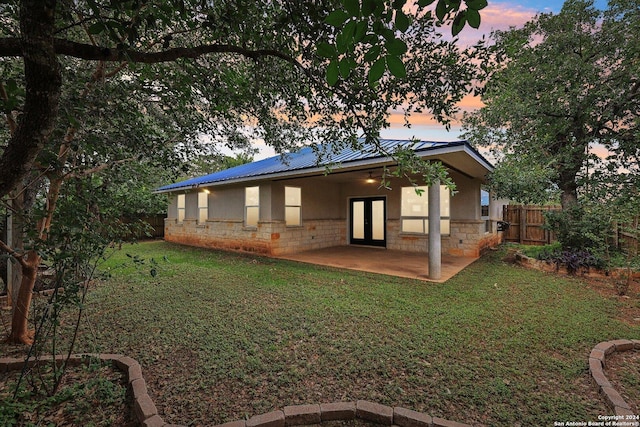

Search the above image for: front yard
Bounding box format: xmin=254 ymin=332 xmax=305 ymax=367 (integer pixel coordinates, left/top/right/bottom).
xmin=2 ymin=241 xmax=639 ymax=426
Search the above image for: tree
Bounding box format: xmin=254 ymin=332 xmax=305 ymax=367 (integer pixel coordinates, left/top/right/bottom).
xmin=0 ymin=53 xmax=197 ymax=344
xmin=1 ymin=0 xmax=487 ymax=345
xmin=1 ymin=0 xmax=487 ymax=199
xmin=462 ymin=0 xmax=639 ymax=209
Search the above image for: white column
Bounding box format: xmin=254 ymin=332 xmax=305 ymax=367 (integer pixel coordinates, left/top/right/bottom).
xmin=428 ymin=181 xmax=441 ymax=280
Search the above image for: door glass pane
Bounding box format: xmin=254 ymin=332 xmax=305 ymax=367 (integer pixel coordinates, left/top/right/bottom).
xmin=372 ymin=200 xmax=384 ymax=240
xmin=352 ymin=201 xmax=364 ymax=239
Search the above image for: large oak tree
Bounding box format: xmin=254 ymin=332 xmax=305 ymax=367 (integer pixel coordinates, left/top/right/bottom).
xmin=1 ymin=0 xmax=486 ymax=344
xmin=462 ymin=0 xmax=639 ymax=209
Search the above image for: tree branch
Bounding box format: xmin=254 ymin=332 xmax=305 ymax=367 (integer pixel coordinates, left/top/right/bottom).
xmin=65 ymin=157 xmax=133 ymax=179
xmin=0 ymin=239 xmax=27 ymax=268
xmin=0 ymin=36 xmax=307 ymax=70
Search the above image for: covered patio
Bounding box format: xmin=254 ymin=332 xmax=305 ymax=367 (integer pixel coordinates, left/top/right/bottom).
xmin=276 ymin=246 xmax=478 ymax=282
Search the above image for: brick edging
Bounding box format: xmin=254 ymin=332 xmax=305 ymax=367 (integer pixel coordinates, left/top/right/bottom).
xmin=0 ymin=353 xmax=473 ymax=427
xmin=589 ymin=339 xmax=640 ymax=416
xmin=4 ymin=344 xmax=640 ymax=426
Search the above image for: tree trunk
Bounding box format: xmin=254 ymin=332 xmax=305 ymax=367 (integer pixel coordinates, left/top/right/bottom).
xmin=6 ymin=250 xmax=40 ymax=345
xmin=0 ymin=0 xmax=61 ymax=198
xmin=558 ymin=166 xmax=580 ymax=210
xmin=7 ymin=187 xmax=25 ymax=310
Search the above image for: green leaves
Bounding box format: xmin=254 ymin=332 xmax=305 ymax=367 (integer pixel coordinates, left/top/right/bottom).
xmin=368 ymin=58 xmax=386 ymax=86
xmin=327 ymin=60 xmax=340 ymax=86
xmin=325 ymin=9 xmax=350 ymax=27
xmin=385 ymin=38 xmax=408 ymax=55
xmin=386 ymin=55 xmax=406 ymax=78
xmin=0 ymin=78 xmax=24 ymax=112
xmin=342 ymin=0 xmax=361 ymax=16
xmin=466 ymin=9 xmax=481 ymax=29
xmin=317 ymin=42 xmax=337 ymax=59
xmin=319 ymin=0 xmax=487 ymax=86
xmin=321 ymin=1 xmax=414 ymax=87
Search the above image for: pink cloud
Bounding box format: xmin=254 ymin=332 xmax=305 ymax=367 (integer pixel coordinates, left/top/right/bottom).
xmin=451 ymin=3 xmax=540 ymax=47
xmin=384 ymin=3 xmax=542 ymax=139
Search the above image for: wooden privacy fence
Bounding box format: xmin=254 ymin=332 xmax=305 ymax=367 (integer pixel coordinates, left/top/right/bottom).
xmin=502 ymin=205 xmax=561 ymax=245
xmin=123 ymin=214 xmax=165 ymax=239
xmin=502 ymin=206 xmax=639 ymax=252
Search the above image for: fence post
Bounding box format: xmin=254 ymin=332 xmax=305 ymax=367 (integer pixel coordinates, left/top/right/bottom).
xmin=519 ymin=205 xmax=526 ymax=244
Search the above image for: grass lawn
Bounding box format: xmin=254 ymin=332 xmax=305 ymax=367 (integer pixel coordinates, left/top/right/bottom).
xmin=6 ymin=241 xmax=640 ymax=426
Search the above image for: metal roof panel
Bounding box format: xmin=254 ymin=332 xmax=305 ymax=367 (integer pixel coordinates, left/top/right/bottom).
xmin=156 ymin=139 xmax=486 ymax=193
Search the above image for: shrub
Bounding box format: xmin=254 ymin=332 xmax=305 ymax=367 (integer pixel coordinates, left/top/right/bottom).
xmin=536 ymin=248 xmax=606 ymax=275
xmin=544 ymin=204 xmax=612 ymax=258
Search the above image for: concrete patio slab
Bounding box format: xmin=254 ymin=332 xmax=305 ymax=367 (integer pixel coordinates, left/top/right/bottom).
xmin=275 ymin=246 xmax=478 ymax=282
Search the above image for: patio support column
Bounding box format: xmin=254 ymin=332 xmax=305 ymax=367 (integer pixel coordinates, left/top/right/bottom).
xmin=428 ymin=181 xmax=441 ymax=280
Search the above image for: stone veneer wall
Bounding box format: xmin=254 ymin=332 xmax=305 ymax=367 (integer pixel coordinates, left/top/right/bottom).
xmin=387 ymin=219 xmax=503 ymax=257
xmin=166 ymin=218 xmax=502 ymax=258
xmin=165 ymin=218 xmax=345 ymax=256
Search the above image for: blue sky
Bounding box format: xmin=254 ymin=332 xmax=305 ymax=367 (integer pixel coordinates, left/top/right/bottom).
xmin=491 ymin=0 xmax=607 ymax=13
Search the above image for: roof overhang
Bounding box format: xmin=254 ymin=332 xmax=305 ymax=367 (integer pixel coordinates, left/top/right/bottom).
xmin=155 ymin=141 xmax=493 ymax=194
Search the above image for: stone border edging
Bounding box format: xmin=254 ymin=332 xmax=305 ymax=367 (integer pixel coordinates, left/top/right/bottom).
xmin=0 ymin=353 xmax=165 ymax=426
xmin=0 ymin=354 xmax=471 ymax=427
xmin=589 ymin=339 xmax=640 ymax=416
xmin=4 ymin=344 xmax=640 ymax=426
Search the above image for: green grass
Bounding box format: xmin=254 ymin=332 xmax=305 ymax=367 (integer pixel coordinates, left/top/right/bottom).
xmin=69 ymin=241 xmax=640 ymax=425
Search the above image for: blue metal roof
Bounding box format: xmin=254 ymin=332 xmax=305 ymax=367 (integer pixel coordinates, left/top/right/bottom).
xmin=156 ymin=139 xmax=484 ymax=193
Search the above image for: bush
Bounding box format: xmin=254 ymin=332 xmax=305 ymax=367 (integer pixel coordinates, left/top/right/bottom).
xmin=541 ymin=204 xmax=613 ymax=274
xmin=544 ymin=204 xmax=612 ymax=256
xmin=536 ymin=248 xmax=606 ymax=275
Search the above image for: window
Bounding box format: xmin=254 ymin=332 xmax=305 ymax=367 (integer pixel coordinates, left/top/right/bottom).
xmin=481 ymin=189 xmax=491 ymax=233
xmin=245 ymin=186 xmax=259 ymax=227
xmin=177 ymin=194 xmax=185 ymax=223
xmin=285 ymin=186 xmax=301 ymax=226
xmin=198 ymin=191 xmax=208 ymax=224
xmin=400 ymin=186 xmax=450 ymax=235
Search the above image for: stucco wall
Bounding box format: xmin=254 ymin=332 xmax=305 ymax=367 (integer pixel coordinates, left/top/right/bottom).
xmin=449 ymin=171 xmax=481 ymax=221
xmin=164 ymin=172 xmax=500 ymax=257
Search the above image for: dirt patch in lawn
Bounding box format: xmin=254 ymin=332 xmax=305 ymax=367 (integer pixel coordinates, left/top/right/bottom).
xmin=504 ymin=251 xmax=640 ymax=326
xmin=603 ymin=349 xmax=640 ymax=414
xmin=584 ymin=276 xmax=640 ymax=326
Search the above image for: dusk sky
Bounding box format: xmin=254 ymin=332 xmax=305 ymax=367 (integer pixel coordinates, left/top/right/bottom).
xmin=251 ymin=0 xmax=607 ymax=158
xmin=380 ymin=0 xmax=608 ymax=142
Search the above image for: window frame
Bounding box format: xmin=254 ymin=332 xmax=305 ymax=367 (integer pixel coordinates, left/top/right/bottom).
xmin=245 ymin=186 xmax=260 ymax=227
xmin=198 ymin=191 xmax=209 ymax=225
xmin=481 ymin=189 xmax=491 ymax=233
xmin=400 ymin=185 xmax=451 ymax=235
xmin=176 ymin=194 xmax=185 ymax=224
xmin=284 ymin=186 xmax=302 ymax=227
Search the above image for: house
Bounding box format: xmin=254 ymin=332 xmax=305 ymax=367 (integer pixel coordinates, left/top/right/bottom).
xmin=156 ymin=139 xmax=506 ymax=279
